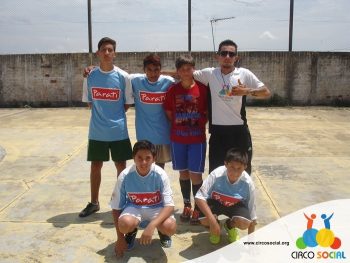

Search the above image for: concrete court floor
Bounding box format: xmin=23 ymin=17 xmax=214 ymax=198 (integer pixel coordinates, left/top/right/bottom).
xmin=0 ymin=107 xmax=349 ymax=263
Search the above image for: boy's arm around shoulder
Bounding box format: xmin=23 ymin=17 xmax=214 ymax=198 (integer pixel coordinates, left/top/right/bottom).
xmin=161 ymin=70 xmax=179 ymax=80
xmin=163 ymin=84 xmax=176 ymax=121
xmin=83 ymin=65 xmax=96 ymax=77
xmin=114 ymin=67 xmax=134 ymax=111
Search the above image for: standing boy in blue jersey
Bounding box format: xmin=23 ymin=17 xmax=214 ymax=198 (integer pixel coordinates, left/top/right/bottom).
xmin=82 ymin=54 xmax=175 ymax=169
xmin=131 ymin=54 xmax=175 ymax=168
xmin=195 ymin=149 xmax=257 ymax=244
xmin=111 ymin=140 xmax=176 ymax=258
xmin=79 ymin=37 xmax=134 ymax=218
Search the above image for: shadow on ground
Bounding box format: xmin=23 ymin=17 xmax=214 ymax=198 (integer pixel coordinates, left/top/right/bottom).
xmin=178 ymin=232 xmax=228 ymax=261
xmin=47 ymin=211 xmax=114 ymax=228
xmin=97 ymin=239 xmax=168 ymax=263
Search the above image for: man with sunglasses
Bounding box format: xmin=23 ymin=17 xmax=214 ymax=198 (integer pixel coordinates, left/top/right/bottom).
xmin=193 ymin=39 xmax=271 ymax=175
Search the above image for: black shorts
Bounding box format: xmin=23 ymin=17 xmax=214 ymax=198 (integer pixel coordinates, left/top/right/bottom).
xmin=87 ymin=139 xmax=132 ymax=162
xmin=198 ymin=199 xmax=251 ymax=221
xmin=208 ymin=125 xmax=252 ymax=174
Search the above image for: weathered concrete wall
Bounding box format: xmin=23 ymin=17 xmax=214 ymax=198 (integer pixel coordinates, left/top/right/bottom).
xmin=0 ymin=52 xmax=349 ymax=107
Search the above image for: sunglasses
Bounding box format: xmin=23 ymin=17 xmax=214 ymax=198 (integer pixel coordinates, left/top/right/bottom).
xmin=218 ymin=51 xmax=237 ymax=57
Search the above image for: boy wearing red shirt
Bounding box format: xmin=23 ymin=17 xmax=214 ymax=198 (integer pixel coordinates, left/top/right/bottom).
xmin=163 ymin=54 xmax=208 ymax=224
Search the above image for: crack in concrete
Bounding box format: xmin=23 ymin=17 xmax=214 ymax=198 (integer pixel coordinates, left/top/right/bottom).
xmin=0 ymin=141 xmax=87 ymax=215
xmin=255 ymin=170 xmax=281 ymax=218
xmin=37 ymin=141 xmax=87 ymax=182
xmin=23 ymin=180 xmax=32 ymax=190
xmin=0 ymin=109 xmax=30 ymax=119
xmin=0 ymin=190 xmax=29 ymax=214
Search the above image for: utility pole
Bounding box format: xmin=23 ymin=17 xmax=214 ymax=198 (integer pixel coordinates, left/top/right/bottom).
xmin=188 ymin=0 xmax=191 ymax=52
xmin=88 ymin=0 xmax=93 ymax=64
xmin=289 ymin=0 xmax=294 ymax=52
xmin=210 ymin=16 xmax=235 ymax=51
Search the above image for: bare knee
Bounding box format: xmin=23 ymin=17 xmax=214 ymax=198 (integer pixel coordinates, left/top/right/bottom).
xmin=158 ymin=218 xmax=177 ymax=236
xmin=190 ymin=172 xmax=202 ymax=185
xmin=179 ymin=170 xmax=190 ymax=180
xmin=118 ymin=216 xmax=139 ymax=234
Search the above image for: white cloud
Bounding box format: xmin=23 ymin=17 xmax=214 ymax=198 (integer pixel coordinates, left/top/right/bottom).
xmin=259 ymin=31 xmax=277 ymax=40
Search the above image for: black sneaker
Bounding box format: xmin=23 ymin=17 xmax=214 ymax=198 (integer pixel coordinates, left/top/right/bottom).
xmin=125 ymin=228 xmax=138 ymax=250
xmin=158 ymin=230 xmax=172 ymax=248
xmin=79 ymin=202 xmax=100 ymax=217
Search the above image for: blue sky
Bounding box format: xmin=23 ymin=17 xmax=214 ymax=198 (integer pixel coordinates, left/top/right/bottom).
xmin=0 ymin=0 xmax=349 ymax=54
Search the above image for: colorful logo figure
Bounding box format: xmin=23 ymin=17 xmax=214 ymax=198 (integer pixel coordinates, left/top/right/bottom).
xmin=296 ymin=212 xmax=342 ymax=250
xmin=219 ymin=85 xmax=235 ymax=97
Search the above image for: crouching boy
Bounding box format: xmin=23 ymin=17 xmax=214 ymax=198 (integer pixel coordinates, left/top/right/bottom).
xmin=195 ymin=149 xmax=257 ymax=244
xmin=111 ymin=140 xmax=177 ymax=258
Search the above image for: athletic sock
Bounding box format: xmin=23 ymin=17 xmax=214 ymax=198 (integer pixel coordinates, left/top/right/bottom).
xmin=179 ymin=179 xmax=191 ymax=206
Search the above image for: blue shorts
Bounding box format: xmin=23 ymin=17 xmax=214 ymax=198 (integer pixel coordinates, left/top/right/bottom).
xmin=170 ymin=142 xmax=206 ymax=173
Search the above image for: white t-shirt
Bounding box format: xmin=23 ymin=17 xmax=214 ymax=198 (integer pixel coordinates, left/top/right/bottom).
xmin=193 ymin=67 xmax=264 ymax=126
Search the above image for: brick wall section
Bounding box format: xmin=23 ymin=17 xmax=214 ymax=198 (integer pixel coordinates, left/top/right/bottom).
xmin=0 ymin=52 xmax=349 ymax=107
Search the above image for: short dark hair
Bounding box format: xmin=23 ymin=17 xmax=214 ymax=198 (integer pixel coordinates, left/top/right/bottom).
xmin=224 ymin=148 xmax=248 ymax=165
xmin=218 ymin=39 xmax=238 ymax=53
xmin=97 ymin=37 xmax=116 ymax=51
xmin=175 ymin=54 xmax=195 ymax=69
xmin=143 ymin=53 xmax=161 ymax=68
xmin=132 ymin=140 xmax=156 ymax=157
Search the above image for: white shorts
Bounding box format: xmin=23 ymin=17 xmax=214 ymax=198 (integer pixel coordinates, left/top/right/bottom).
xmin=120 ymin=206 xmax=175 ymax=228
